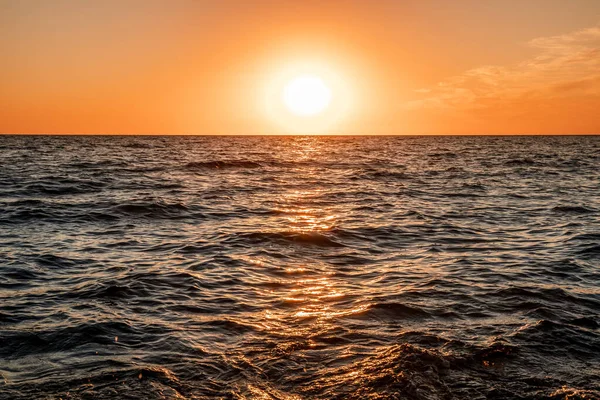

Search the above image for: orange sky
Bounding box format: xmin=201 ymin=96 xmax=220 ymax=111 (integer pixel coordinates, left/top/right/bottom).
xmin=1 ymin=0 xmax=599 ymax=134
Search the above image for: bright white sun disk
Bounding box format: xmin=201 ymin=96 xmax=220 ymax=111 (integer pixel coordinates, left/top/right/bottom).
xmin=283 ymin=75 xmax=332 ymax=116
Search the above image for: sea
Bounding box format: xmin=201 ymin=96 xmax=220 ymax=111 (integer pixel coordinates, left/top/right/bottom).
xmin=0 ymin=135 xmax=599 ymax=399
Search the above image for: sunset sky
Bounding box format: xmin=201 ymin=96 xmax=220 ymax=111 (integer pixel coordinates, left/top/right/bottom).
xmin=1 ymin=0 xmax=599 ymax=135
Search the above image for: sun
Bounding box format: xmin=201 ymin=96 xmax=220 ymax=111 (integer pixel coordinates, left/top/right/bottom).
xmin=282 ymin=74 xmax=332 ymax=116
xmin=262 ymin=59 xmax=358 ymax=133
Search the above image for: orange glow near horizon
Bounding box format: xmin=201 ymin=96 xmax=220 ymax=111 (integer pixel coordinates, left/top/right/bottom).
xmin=1 ymin=1 xmax=599 ymax=135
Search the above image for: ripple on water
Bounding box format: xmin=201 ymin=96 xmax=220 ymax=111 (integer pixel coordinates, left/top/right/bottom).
xmin=0 ymin=135 xmax=599 ymax=399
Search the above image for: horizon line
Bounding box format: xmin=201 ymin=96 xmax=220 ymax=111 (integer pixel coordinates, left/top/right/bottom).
xmin=1 ymin=133 xmax=600 ymax=137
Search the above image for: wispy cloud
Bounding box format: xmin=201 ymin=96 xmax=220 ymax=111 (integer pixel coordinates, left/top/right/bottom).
xmin=407 ymin=26 xmax=600 ymax=112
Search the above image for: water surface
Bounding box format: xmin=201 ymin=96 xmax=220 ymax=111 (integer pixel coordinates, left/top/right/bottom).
xmin=0 ymin=135 xmax=599 ymax=399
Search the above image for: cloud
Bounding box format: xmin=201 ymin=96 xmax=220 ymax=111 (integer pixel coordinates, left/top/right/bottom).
xmin=407 ymin=26 xmax=600 ymax=112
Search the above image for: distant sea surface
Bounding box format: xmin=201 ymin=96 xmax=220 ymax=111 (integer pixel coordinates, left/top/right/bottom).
xmin=1 ymin=135 xmax=599 ymax=400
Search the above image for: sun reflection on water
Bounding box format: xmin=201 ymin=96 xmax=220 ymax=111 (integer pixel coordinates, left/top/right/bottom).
xmin=263 ymin=271 xmax=369 ymax=331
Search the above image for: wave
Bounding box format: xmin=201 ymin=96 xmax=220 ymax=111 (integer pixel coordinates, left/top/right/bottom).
xmin=569 ymin=233 xmax=600 ymax=241
xmin=568 ymin=317 xmax=599 ymax=329
xmin=24 ymin=182 xmax=104 ymax=196
xmin=577 ymin=244 xmax=600 ymax=257
xmin=112 ymin=201 xmax=199 ymax=219
xmin=299 ymin=339 xmax=576 ymax=400
xmin=0 ymin=208 xmax=123 ymax=225
xmin=34 ymin=253 xmax=96 ymax=268
xmin=363 ymin=302 xmax=430 ymax=319
xmin=0 ymin=321 xmax=137 ymax=359
xmin=184 ymin=160 xmax=262 ymax=169
xmin=357 ymin=169 xmax=410 ymax=180
xmin=504 ymin=158 xmax=539 ymax=166
xmin=552 ymin=205 xmax=596 ymax=214
xmin=229 ymin=231 xmax=345 ymax=248
xmin=512 ymin=319 xmax=600 ymax=358
xmin=303 ymin=343 xmax=455 ymax=399
xmin=428 ymin=152 xmax=458 ymax=159
xmin=489 ymin=286 xmax=600 ymax=311
xmin=67 ymin=160 xmax=128 ymax=169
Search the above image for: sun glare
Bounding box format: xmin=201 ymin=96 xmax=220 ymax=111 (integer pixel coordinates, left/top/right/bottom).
xmin=282 ymin=75 xmax=332 ymax=116
xmin=262 ymin=59 xmax=357 ymax=134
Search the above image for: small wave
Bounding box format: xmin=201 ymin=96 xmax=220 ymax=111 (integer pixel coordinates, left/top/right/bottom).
xmin=1 ymin=364 xmax=185 ymax=400
xmin=231 ymin=231 xmax=345 ymax=248
xmin=493 ymin=286 xmax=598 ymax=306
xmin=512 ymin=319 xmax=600 ymax=357
xmin=577 ymin=244 xmax=600 ymax=257
xmin=548 ymin=387 xmax=600 ymax=400
xmin=429 ymin=152 xmax=458 ymax=159
xmin=68 ymin=160 xmax=127 ymax=169
xmin=1 ymin=199 xmax=45 ymax=207
xmin=472 ymin=340 xmax=518 ymax=364
xmin=552 ymin=205 xmax=596 ymax=214
xmin=113 ymin=201 xmax=192 ymax=218
xmin=0 ymin=321 xmax=136 ymax=359
xmin=122 ymin=142 xmax=153 ymax=149
xmin=122 ymin=165 xmax=168 ymax=173
xmin=185 ymin=160 xmax=262 ymax=169
xmin=24 ymin=182 xmax=104 ymax=196
xmin=2 ymin=266 xmax=44 ymax=281
xmin=358 ymin=169 xmax=409 ymax=180
xmin=307 ymin=343 xmax=453 ymax=399
xmin=35 ymin=253 xmax=94 ymax=268
xmin=440 ymin=191 xmax=485 ymax=198
xmin=0 ymin=209 xmax=55 ymax=224
xmin=70 ymin=283 xmax=145 ymax=300
xmin=462 ymin=182 xmax=486 ymax=190
xmin=569 ymin=233 xmax=600 ymax=241
xmin=505 ymin=158 xmax=538 ymax=166
xmin=197 ymin=318 xmax=259 ymax=334
xmin=444 ymin=166 xmax=465 ymax=173
xmin=0 ymin=208 xmax=121 ymax=225
xmin=568 ymin=317 xmax=599 ymax=329
xmin=364 ymin=302 xmax=430 ymax=319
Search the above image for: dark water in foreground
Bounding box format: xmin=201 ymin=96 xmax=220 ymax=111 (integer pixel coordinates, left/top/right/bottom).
xmin=0 ymin=135 xmax=599 ymax=399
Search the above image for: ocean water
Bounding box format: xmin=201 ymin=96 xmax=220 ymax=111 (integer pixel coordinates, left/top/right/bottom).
xmin=0 ymin=135 xmax=599 ymax=400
